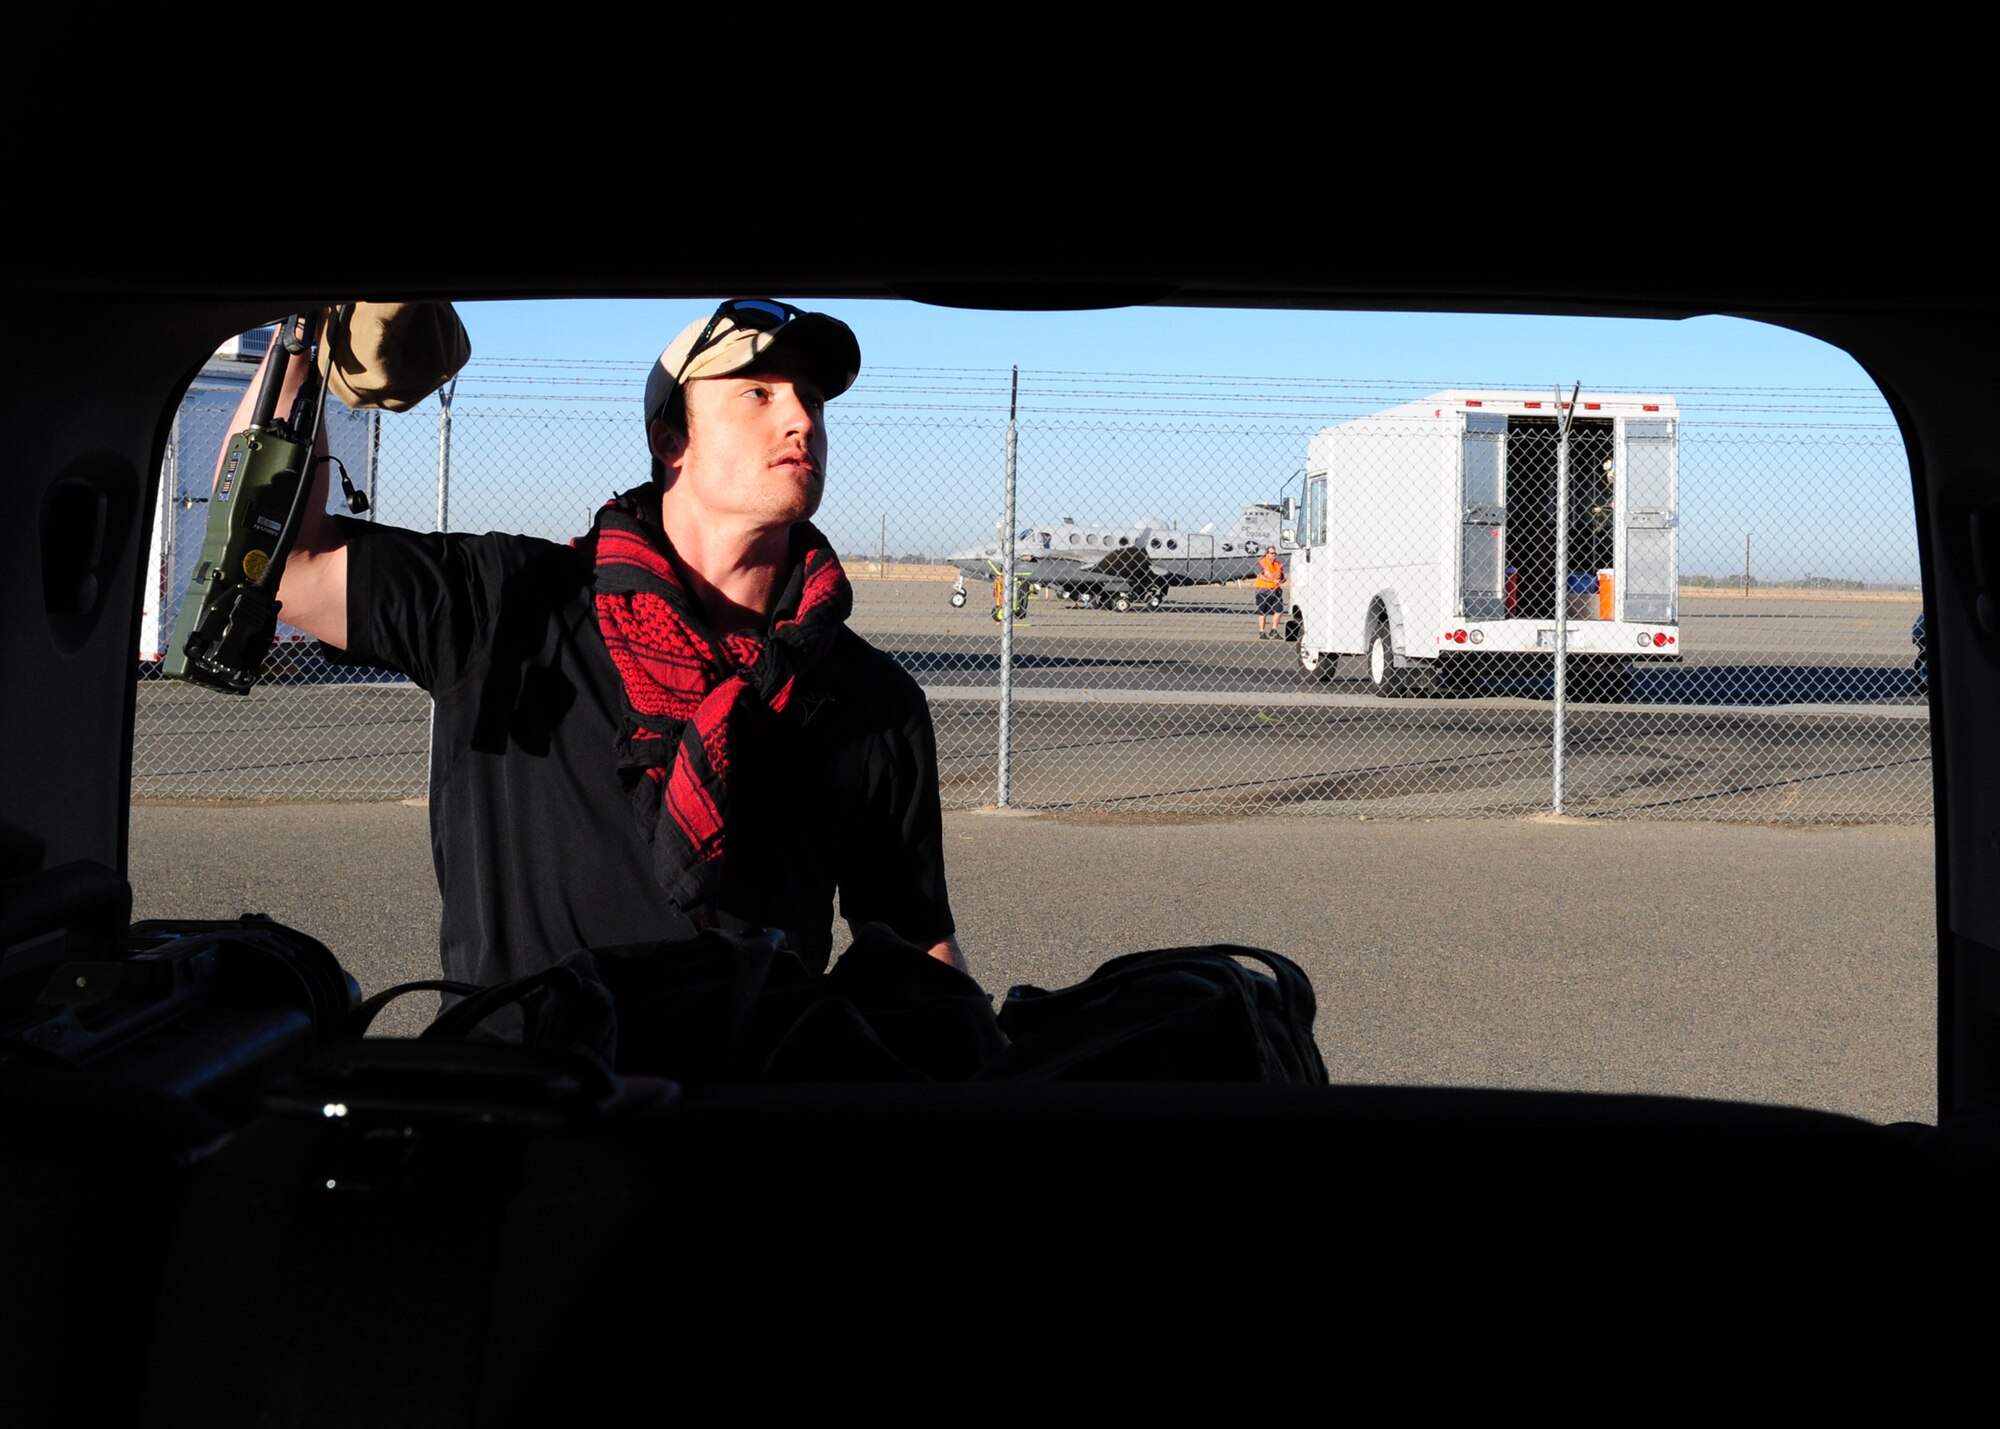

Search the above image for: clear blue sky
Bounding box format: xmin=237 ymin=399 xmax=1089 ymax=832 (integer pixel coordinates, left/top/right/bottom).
xmin=407 ymin=299 xmax=1909 ymax=583
xmin=456 ymin=297 xmax=1885 ymax=398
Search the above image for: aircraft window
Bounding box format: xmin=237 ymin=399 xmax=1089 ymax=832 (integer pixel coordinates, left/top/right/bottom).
xmin=1222 ymin=543 xmax=1234 ymax=553
xmin=1118 ymin=536 xmax=1129 ymax=546
xmin=1018 ymin=528 xmax=1033 ymax=540
xmin=1150 ymin=538 xmax=1162 ymax=550
xmin=1086 ymin=533 xmax=1098 ymax=545
xmin=1166 ymin=539 xmax=1178 ymax=550
xmin=1069 ymin=533 xmax=1080 ymax=545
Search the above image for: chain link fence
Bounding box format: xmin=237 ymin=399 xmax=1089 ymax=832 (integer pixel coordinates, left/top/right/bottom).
xmin=135 ymin=355 xmax=1925 ymax=824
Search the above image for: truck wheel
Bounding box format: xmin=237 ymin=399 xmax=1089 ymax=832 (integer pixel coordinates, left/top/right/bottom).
xmin=1113 ymin=592 xmax=1132 ymax=613
xmin=1297 ymin=621 xmax=1336 ymax=683
xmin=1367 ymin=621 xmax=1398 ymax=696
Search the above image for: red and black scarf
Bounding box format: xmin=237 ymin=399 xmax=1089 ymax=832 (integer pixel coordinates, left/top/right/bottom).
xmin=583 ymin=489 xmax=852 ymax=921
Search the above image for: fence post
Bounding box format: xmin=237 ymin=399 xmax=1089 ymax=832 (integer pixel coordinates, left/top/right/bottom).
xmin=366 ymin=409 xmax=381 ymax=524
xmin=163 ymin=408 xmax=180 ymax=617
xmin=1552 ymin=382 xmax=1579 ymax=815
xmin=997 ymin=367 xmax=1018 ymax=808
xmin=428 ymin=377 xmax=459 ymax=799
xmin=435 ymin=376 xmax=457 ymax=534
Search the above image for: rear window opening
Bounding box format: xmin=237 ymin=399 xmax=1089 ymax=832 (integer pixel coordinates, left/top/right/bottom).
xmin=121 ymin=299 xmax=1930 ymax=1122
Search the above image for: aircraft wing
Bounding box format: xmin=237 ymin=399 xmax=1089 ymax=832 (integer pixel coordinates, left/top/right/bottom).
xmin=1085 ymin=543 xmax=1159 ymax=587
xmin=948 ymin=553 xmax=1000 ymax=579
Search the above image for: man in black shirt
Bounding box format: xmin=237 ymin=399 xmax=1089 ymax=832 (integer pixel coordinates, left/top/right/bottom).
xmin=266 ymin=301 xmax=961 ymax=988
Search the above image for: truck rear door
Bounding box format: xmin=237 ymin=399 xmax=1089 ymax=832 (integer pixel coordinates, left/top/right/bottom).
xmin=1621 ymin=418 xmax=1678 ymax=622
xmin=1460 ymin=412 xmax=1508 ymax=618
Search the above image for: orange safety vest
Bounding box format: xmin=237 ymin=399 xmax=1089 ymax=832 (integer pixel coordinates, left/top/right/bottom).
xmin=1255 ymin=551 xmax=1284 ymax=589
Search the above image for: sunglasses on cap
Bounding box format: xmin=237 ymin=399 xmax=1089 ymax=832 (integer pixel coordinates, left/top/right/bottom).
xmin=669 ymin=298 xmax=805 ymax=399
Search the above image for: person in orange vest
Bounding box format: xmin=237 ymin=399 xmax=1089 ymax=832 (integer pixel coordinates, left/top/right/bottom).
xmin=1254 ymin=547 xmax=1286 ymax=639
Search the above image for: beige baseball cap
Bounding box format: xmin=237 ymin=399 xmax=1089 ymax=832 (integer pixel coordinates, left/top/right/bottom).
xmin=643 ymin=300 xmax=861 ymax=432
xmin=320 ymin=301 xmax=471 ymax=413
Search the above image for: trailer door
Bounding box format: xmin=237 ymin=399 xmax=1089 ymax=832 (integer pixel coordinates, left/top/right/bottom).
xmin=1460 ymin=412 xmax=1508 ymax=618
xmin=1622 ymin=419 xmax=1677 ymax=622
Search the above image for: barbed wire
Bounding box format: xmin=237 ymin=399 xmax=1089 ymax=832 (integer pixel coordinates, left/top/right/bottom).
xmin=432 ymin=360 xmax=1901 ymax=433
xmin=465 ymin=357 xmax=1887 ymax=397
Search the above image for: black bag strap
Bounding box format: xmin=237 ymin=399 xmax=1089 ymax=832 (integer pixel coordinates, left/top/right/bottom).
xmin=422 ymin=965 xmax=590 ymax=1044
xmin=1205 ymin=945 xmax=1325 ymax=1083
xmin=348 ymin=979 xmax=482 ymax=1038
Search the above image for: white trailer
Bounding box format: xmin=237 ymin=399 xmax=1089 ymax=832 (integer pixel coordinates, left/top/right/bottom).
xmin=1286 ymin=391 xmax=1681 ymax=700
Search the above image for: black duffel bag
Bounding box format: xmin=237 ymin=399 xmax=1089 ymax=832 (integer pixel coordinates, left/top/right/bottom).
xmin=978 ymin=944 xmax=1329 ymax=1084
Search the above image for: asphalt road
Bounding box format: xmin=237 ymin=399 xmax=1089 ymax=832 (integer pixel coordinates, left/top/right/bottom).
xmin=127 ymin=803 xmax=1938 ymax=1128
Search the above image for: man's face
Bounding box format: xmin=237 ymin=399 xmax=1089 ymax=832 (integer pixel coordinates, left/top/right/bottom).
xmin=654 ymin=357 xmax=829 ymax=529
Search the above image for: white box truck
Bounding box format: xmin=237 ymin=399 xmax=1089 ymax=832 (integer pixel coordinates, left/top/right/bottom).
xmin=1286 ymin=391 xmax=1681 ymax=700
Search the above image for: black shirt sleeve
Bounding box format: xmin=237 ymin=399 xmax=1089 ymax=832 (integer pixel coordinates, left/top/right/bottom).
xmin=339 ymin=519 xmax=578 ymax=696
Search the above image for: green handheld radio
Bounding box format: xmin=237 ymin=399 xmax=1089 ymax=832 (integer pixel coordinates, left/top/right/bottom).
xmin=165 ymin=312 xmax=347 ymax=695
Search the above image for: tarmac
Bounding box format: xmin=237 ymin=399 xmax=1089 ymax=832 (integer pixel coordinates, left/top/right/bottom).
xmin=127 ymin=802 xmax=1938 ymax=1128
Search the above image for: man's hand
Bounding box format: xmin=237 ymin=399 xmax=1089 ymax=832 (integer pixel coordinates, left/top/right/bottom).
xmin=925 ymin=935 xmax=968 ymax=972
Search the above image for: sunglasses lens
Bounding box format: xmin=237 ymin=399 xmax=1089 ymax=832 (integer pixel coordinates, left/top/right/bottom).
xmin=725 ymin=300 xmax=795 ymax=332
